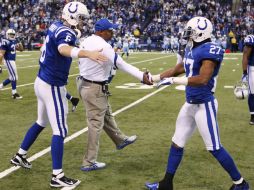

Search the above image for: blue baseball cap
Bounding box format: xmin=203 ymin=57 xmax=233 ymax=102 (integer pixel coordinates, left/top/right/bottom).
xmin=95 ymin=18 xmax=118 ymax=32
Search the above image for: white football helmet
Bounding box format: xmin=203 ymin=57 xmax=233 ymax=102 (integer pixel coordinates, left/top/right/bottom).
xmin=183 ymin=17 xmax=213 ymax=43
xmin=62 ymin=2 xmax=89 ymax=26
xmin=234 ymin=81 xmax=249 ymax=100
xmin=6 ymin=29 xmax=16 ymax=40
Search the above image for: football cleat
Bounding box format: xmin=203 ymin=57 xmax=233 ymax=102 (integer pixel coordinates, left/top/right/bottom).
xmin=80 ymin=161 xmax=106 ymax=172
xmin=229 ymin=180 xmax=249 ymax=190
xmin=249 ymin=115 xmax=254 ymax=125
xmin=145 ymin=182 xmax=159 ymax=190
xmin=10 ymin=153 xmax=32 ymax=169
xmin=12 ymin=93 xmax=23 ymax=99
xmin=70 ymin=97 xmax=79 ymax=112
xmin=116 ymin=135 xmax=137 ymax=150
xmin=50 ymin=172 xmax=81 ymax=188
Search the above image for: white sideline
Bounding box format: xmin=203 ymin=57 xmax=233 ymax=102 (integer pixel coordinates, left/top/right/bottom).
xmin=0 ymin=85 xmax=168 ymax=179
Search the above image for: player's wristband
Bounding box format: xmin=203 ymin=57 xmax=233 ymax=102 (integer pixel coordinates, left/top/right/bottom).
xmin=172 ymin=77 xmax=188 ymax=85
xmin=71 ymin=47 xmax=81 ymax=58
xmin=243 ymin=70 xmax=247 ymax=75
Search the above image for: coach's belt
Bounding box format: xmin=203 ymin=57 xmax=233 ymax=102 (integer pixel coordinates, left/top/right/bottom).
xmin=81 ymin=77 xmax=107 ymax=85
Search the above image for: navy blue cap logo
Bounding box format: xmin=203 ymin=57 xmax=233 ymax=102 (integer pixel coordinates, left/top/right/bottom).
xmin=197 ymin=18 xmax=207 ymax=30
xmin=68 ymin=3 xmax=78 ymax=13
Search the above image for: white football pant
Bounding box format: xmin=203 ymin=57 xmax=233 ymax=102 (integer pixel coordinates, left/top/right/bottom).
xmin=34 ymin=77 xmax=68 ymax=138
xmin=172 ymin=99 xmax=221 ymax=151
xmin=248 ymin=65 xmax=254 ymax=94
xmin=4 ymin=60 xmax=18 ymax=81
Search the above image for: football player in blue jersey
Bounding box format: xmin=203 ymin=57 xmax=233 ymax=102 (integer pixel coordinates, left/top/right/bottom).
xmin=0 ymin=29 xmax=23 ymax=99
xmin=10 ymin=2 xmax=107 ymax=188
xmin=146 ymin=17 xmax=249 ymax=190
xmin=241 ymin=34 xmax=254 ymax=124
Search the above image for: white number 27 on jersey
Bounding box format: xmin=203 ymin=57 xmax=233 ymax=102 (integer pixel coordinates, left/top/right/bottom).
xmin=209 ymin=45 xmax=221 ymax=54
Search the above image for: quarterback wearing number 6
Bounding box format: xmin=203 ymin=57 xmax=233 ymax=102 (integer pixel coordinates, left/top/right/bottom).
xmin=10 ymin=2 xmax=107 ymax=189
xmin=146 ymin=17 xmax=249 ymax=190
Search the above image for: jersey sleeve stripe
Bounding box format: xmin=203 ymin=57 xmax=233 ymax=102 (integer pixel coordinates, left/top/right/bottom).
xmin=55 ymin=27 xmax=76 ymax=38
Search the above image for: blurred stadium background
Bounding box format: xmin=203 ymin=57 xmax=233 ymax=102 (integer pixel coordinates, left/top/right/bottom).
xmin=0 ymin=0 xmax=254 ymax=190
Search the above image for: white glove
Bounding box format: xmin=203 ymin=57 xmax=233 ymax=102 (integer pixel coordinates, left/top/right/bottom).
xmin=241 ymin=73 xmax=248 ymax=83
xmin=157 ymin=76 xmax=188 ymax=88
xmin=157 ymin=77 xmax=174 ymax=88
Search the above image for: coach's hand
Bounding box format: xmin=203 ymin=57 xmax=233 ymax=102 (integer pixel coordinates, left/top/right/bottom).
xmin=142 ymin=71 xmax=153 ymax=85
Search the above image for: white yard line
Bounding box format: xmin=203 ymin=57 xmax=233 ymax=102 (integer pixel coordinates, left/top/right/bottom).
xmin=0 ymin=85 xmax=168 ymax=179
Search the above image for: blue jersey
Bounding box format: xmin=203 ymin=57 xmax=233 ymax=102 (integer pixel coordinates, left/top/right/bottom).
xmin=0 ymin=38 xmax=17 ymax=61
xmin=244 ymin=35 xmax=254 ymax=66
xmin=38 ymin=21 xmax=77 ymax=86
xmin=183 ymin=42 xmax=224 ymax=104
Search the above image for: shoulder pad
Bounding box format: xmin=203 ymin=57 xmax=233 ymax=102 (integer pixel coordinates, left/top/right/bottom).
xmin=244 ymin=35 xmax=254 ymax=46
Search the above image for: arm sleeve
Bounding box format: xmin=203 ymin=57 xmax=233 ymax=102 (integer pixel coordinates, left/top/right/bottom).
xmin=55 ymin=29 xmax=76 ymax=48
xmin=199 ymin=44 xmax=224 ymax=64
xmin=103 ymin=47 xmax=143 ymax=81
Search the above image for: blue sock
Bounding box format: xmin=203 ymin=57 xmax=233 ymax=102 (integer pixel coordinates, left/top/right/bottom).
xmin=66 ymin=92 xmax=72 ymax=100
xmin=166 ymin=145 xmax=184 ymax=174
xmin=210 ymin=147 xmax=241 ymax=181
xmin=248 ymin=94 xmax=254 ymax=113
xmin=11 ymin=80 xmax=16 ymax=90
xmin=3 ymin=79 xmax=11 ymax=86
xmin=20 ymin=122 xmax=44 ymax=151
xmin=51 ymin=135 xmax=64 ymax=170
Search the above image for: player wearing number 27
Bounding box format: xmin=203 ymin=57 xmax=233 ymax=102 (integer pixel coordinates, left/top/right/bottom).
xmin=10 ymin=2 xmax=107 ymax=189
xmin=146 ymin=17 xmax=249 ymax=190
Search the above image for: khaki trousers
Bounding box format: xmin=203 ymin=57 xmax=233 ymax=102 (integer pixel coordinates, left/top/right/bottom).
xmin=77 ymin=78 xmax=127 ymax=166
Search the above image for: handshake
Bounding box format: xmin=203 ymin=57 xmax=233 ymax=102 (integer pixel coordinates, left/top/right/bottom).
xmin=142 ymin=71 xmax=188 ymax=88
xmin=142 ymin=72 xmax=188 ymax=88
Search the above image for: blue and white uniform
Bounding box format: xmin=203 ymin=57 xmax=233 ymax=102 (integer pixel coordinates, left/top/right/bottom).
xmin=35 ymin=21 xmax=77 ymax=138
xmin=243 ymin=35 xmax=254 ymax=114
xmin=0 ymin=38 xmax=18 ymax=81
xmin=173 ymin=42 xmax=224 ymax=151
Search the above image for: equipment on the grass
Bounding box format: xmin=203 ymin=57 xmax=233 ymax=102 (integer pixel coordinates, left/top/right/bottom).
xmin=234 ymin=81 xmax=248 ymax=99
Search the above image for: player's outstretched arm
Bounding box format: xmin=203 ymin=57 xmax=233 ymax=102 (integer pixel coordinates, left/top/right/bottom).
xmin=152 ymin=63 xmax=185 ymax=82
xmin=187 ymin=60 xmax=216 ymax=86
xmin=157 ymin=60 xmax=216 ymax=88
xmin=58 ymin=45 xmax=108 ymax=63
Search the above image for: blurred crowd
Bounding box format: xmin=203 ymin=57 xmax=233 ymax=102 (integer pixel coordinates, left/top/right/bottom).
xmin=0 ymin=0 xmax=253 ymax=52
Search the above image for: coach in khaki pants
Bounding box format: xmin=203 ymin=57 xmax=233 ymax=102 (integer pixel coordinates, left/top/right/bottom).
xmin=77 ymin=18 xmax=152 ymax=171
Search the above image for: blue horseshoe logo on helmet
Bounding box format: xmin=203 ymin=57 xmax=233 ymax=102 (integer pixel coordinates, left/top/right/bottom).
xmin=68 ymin=3 xmax=78 ymax=13
xmin=197 ymin=18 xmax=207 ymax=30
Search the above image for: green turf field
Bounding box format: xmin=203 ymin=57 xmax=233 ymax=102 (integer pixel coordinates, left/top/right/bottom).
xmin=0 ymin=51 xmax=253 ymax=190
